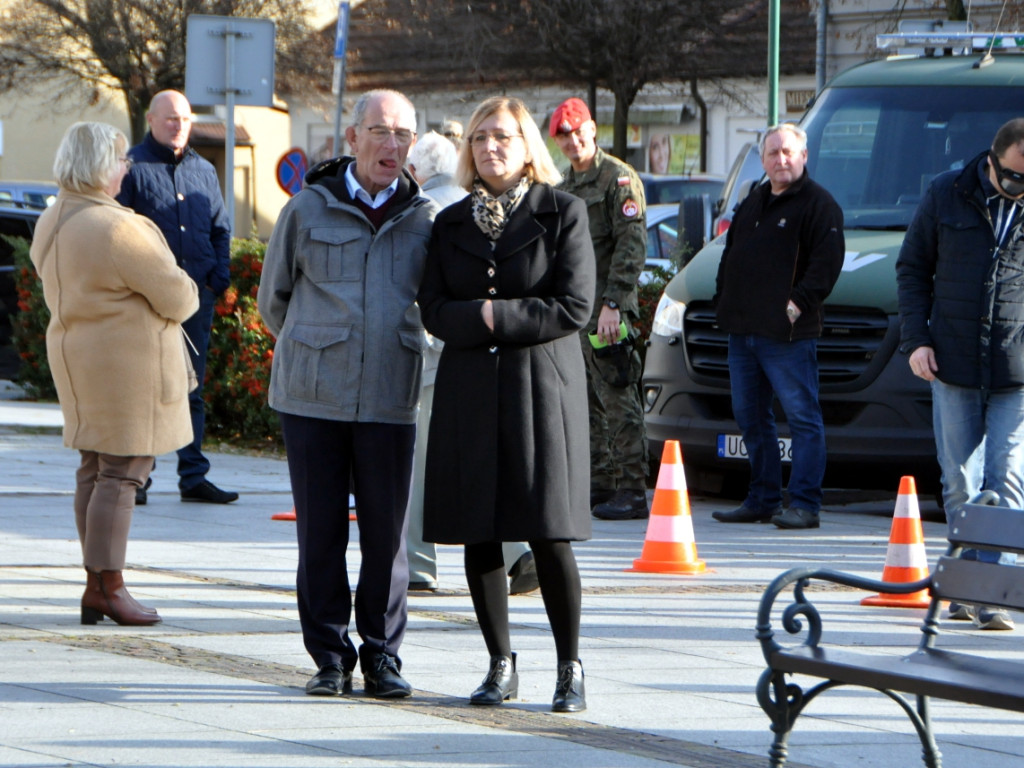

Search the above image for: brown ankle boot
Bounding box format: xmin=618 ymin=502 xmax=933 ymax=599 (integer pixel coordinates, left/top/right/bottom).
xmin=82 ymin=568 xmax=157 ymax=615
xmin=81 ymin=568 xmax=161 ymax=626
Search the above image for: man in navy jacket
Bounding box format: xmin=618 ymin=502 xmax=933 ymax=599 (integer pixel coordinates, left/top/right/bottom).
xmin=897 ymin=118 xmax=1024 ymax=631
xmin=118 ymin=90 xmax=237 ymax=505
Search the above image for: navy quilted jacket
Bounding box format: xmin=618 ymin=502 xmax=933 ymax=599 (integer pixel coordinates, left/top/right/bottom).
xmin=897 ymin=151 xmax=1024 ymax=390
xmin=117 ymin=133 xmax=232 ymax=294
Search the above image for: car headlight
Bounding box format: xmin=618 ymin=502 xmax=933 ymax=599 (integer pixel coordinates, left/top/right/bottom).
xmin=651 ymin=293 xmax=686 ymax=337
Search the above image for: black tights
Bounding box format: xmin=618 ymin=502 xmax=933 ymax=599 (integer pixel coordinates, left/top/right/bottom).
xmin=464 ymin=540 xmax=582 ymax=662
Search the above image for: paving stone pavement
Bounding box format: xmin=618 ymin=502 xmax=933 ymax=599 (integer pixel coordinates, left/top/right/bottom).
xmin=2 ymin=395 xmax=1024 ymax=768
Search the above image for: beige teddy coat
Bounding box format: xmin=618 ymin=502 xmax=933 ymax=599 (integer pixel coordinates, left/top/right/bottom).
xmin=30 ymin=189 xmax=199 ymax=457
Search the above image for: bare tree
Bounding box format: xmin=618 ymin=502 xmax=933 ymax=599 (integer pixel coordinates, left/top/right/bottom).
xmin=340 ymin=0 xmax=813 ymax=161
xmin=0 ymin=0 xmax=329 ymax=143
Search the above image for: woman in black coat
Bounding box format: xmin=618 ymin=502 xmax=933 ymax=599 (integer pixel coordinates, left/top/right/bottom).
xmin=418 ymin=96 xmax=595 ymax=712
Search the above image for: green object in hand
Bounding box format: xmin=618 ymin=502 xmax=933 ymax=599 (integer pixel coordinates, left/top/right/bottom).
xmin=588 ymin=321 xmax=630 ymax=349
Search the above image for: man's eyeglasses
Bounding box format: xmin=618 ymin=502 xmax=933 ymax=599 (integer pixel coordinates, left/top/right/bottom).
xmin=363 ymin=125 xmax=416 ymax=146
xmin=469 ymin=132 xmax=523 ymax=148
xmin=119 ymin=157 xmax=133 ymax=169
xmin=990 ymin=150 xmax=1024 ymax=197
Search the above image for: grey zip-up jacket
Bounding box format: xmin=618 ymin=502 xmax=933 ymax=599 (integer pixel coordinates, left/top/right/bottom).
xmin=258 ymin=156 xmax=439 ymax=424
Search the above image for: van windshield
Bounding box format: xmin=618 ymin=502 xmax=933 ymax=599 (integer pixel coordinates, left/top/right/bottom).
xmin=803 ymin=85 xmax=1024 ymax=230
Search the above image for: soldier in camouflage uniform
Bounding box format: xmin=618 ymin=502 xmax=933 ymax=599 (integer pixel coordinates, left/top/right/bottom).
xmin=551 ymin=98 xmax=650 ymax=520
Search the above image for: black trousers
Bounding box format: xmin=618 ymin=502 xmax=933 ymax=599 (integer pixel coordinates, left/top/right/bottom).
xmin=280 ymin=412 xmax=415 ymax=673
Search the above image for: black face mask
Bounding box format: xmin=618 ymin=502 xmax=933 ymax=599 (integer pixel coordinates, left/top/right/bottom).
xmin=989 ymin=150 xmax=1024 ymax=198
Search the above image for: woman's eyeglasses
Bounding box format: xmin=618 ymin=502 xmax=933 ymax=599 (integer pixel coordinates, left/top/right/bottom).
xmin=469 ymin=132 xmax=524 ymax=148
xmin=120 ymin=157 xmax=133 ymax=169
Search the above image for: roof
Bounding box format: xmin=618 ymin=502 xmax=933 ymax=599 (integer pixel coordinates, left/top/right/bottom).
xmin=189 ymin=122 xmax=253 ymax=147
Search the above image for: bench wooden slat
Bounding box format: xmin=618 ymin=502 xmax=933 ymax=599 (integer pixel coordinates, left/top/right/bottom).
xmin=931 ymin=556 xmax=1024 ymax=611
xmin=950 ymin=502 xmax=1024 ymax=554
xmin=772 ymin=645 xmax=1024 ymax=712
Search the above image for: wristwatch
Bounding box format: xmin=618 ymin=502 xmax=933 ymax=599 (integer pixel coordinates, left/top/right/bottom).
xmin=604 ymin=298 xmax=619 ymax=310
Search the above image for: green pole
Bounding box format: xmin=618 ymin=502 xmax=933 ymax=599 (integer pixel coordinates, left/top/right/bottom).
xmin=768 ymin=0 xmax=780 ymax=127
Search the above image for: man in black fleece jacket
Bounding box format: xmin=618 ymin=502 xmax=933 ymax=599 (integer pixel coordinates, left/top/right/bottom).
xmin=712 ymin=123 xmax=844 ymax=530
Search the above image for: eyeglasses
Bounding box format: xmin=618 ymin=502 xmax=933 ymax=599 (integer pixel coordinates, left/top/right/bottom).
xmin=990 ymin=150 xmax=1024 ymax=197
xmin=119 ymin=157 xmax=133 ymax=169
xmin=363 ymin=125 xmax=416 ymax=146
xmin=469 ymin=131 xmax=524 ymax=148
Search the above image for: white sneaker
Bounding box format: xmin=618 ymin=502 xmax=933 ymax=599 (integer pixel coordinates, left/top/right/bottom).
xmin=947 ymin=601 xmax=976 ymax=621
xmin=974 ymin=607 xmax=1015 ymax=630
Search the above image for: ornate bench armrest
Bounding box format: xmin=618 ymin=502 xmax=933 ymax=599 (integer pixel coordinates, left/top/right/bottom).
xmin=756 ymin=566 xmax=932 ymax=663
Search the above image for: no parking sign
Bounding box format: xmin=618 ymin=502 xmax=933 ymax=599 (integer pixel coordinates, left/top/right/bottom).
xmin=276 ymin=148 xmax=308 ymax=196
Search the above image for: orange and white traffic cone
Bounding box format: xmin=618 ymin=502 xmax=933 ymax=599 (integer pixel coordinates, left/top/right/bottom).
xmin=271 ymin=500 xmax=357 ymax=522
xmin=861 ymin=475 xmax=931 ymax=608
xmin=629 ymin=440 xmax=706 ymax=574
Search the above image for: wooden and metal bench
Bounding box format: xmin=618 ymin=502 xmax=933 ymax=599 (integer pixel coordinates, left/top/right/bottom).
xmin=755 ymin=496 xmax=1024 ymax=768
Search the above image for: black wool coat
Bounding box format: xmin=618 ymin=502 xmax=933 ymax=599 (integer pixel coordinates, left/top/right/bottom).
xmin=418 ymin=183 xmax=596 ymax=544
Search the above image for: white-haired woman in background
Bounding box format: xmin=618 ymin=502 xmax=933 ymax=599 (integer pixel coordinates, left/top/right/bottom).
xmin=30 ymin=122 xmax=198 ymax=626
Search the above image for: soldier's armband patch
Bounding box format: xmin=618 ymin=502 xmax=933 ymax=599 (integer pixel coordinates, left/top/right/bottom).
xmin=622 ymin=199 xmax=639 ymax=218
xmin=617 ymin=176 xmax=631 ymax=186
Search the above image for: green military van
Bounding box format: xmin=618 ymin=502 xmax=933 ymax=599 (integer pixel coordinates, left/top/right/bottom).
xmin=641 ymin=32 xmax=1024 ymax=495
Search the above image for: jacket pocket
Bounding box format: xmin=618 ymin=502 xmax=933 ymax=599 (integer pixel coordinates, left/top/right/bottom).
xmin=307 ymin=226 xmax=365 ymax=282
xmin=159 ymin=324 xmax=187 ymax=405
xmin=283 ymin=323 xmax=356 ymax=405
xmin=383 ymin=327 xmax=425 ymax=410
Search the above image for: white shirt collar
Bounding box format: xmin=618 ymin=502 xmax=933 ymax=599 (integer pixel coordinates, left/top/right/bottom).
xmin=345 ymin=163 xmax=398 ymax=208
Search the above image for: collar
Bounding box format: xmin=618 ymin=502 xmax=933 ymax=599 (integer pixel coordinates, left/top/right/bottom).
xmin=566 ymin=147 xmax=605 ymax=184
xmin=142 ymin=132 xmax=189 ymax=164
xmin=345 ymin=163 xmax=398 ymax=209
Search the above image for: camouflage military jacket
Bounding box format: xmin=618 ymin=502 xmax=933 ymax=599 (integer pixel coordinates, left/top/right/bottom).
xmin=558 ymin=147 xmax=646 ymax=326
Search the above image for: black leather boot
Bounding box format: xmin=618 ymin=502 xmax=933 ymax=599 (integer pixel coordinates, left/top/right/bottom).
xmin=469 ymin=653 xmax=518 ymax=705
xmin=552 ymin=659 xmax=586 ymax=712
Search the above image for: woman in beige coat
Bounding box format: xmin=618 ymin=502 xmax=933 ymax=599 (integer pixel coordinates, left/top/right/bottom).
xmin=30 ymin=122 xmax=199 ymax=626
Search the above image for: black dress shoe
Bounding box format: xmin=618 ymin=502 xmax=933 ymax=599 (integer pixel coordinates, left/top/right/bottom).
xmin=592 ymin=489 xmax=649 ymax=520
xmin=508 ymin=552 xmax=539 ymax=595
xmin=135 ymin=477 xmax=152 ymax=506
xmin=711 ymin=505 xmax=779 ymax=523
xmin=771 ymin=507 xmax=821 ymax=529
xmin=552 ymin=659 xmax=586 ymax=713
xmin=590 ymin=488 xmax=616 ymax=508
xmin=180 ymin=480 xmax=239 ymax=504
xmin=362 ymin=653 xmax=412 ymax=698
xmin=470 ymin=653 xmax=518 ymax=705
xmin=305 ymin=663 xmax=352 ymax=696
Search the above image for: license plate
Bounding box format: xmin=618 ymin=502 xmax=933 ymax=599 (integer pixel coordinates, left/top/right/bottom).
xmin=717 ymin=434 xmax=792 ymax=463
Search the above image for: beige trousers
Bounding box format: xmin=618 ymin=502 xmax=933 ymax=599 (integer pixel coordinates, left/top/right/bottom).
xmin=74 ymin=451 xmax=153 ymax=571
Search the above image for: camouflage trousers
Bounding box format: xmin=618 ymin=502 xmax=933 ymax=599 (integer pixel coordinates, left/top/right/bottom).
xmin=581 ymin=332 xmax=649 ymax=492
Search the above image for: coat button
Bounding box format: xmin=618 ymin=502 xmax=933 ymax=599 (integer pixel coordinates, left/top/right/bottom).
xmin=489 ymin=345 xmax=498 ymax=354
xmin=488 ymin=287 xmax=497 ymax=296
xmin=177 ymin=193 xmax=185 ymax=201
xmin=487 ymin=267 xmax=495 ymax=277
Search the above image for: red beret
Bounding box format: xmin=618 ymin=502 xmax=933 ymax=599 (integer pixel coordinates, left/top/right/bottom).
xmin=550 ymin=98 xmax=592 ymax=137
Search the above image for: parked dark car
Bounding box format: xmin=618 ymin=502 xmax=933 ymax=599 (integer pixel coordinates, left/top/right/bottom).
xmin=0 ymin=202 xmax=42 ymax=378
xmin=639 ymin=172 xmax=724 ymax=206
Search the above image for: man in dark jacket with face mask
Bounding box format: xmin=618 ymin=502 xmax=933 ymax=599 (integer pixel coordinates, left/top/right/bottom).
xmin=897 ymin=117 xmax=1024 ymax=632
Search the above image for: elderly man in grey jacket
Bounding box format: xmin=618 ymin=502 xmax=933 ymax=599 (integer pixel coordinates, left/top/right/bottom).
xmin=258 ymin=89 xmax=438 ymax=700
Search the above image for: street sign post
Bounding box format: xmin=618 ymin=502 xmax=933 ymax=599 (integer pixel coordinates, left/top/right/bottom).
xmin=331 ymin=1 xmax=352 ymax=159
xmin=185 ymin=15 xmax=275 ymax=235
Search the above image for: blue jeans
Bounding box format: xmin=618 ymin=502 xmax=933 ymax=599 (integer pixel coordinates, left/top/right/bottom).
xmin=728 ymin=334 xmax=826 ymax=515
xmin=177 ymin=286 xmax=216 ymax=491
xmin=931 ymin=379 xmax=1024 ymax=564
